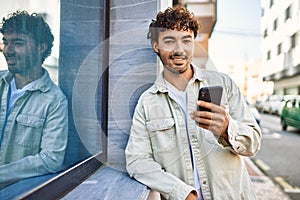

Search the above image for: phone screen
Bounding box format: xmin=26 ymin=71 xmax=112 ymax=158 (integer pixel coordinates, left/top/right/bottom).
xmin=198 ymin=86 xmax=223 ymax=111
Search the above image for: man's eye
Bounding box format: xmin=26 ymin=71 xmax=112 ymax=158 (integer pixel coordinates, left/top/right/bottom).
xmin=14 ymin=42 xmax=25 ymax=46
xmin=183 ymin=40 xmax=192 ymax=44
xmin=165 ymin=40 xmax=174 ymax=44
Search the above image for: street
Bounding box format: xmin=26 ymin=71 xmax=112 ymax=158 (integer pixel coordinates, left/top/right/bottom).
xmin=252 ymin=113 xmax=300 ymax=200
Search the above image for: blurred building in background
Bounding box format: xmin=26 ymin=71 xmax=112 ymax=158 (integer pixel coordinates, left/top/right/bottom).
xmin=261 ymin=0 xmax=300 ymax=96
xmin=225 ymin=59 xmax=272 ymax=104
xmin=180 ymin=0 xmax=217 ymax=68
xmin=0 ymin=0 xmax=60 ymax=83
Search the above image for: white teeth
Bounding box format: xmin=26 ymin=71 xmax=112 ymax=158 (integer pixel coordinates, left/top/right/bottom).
xmin=173 ymin=58 xmax=184 ymax=62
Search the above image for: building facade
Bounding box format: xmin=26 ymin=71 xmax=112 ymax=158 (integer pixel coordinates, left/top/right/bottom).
xmin=261 ymin=0 xmax=300 ymax=95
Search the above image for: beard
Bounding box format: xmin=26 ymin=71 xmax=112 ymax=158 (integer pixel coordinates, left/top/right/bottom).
xmin=5 ymin=52 xmax=40 ymax=75
xmin=162 ymin=54 xmax=190 ymax=74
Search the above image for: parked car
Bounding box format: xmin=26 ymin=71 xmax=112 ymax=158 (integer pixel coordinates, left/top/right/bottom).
xmin=262 ymin=95 xmax=283 ymax=114
xmin=280 ymin=96 xmax=300 ymax=130
xmin=245 ymin=99 xmax=261 ymax=125
xmin=277 ymin=95 xmax=299 ymax=116
xmin=255 ymin=100 xmax=264 ymax=113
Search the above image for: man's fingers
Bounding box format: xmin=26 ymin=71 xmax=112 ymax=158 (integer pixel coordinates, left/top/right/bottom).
xmin=198 ymin=100 xmax=223 ymax=113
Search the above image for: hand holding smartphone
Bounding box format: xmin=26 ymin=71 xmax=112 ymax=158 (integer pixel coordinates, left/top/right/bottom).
xmin=198 ymin=86 xmax=223 ymax=112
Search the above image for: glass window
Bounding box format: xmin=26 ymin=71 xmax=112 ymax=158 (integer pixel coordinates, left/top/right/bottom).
xmin=296 ymin=100 xmax=300 ymax=108
xmin=270 ymin=0 xmax=274 ymax=8
xmin=291 ymin=33 xmax=297 ymax=49
xmin=277 ymin=43 xmax=281 ymax=55
xmin=273 ymin=19 xmax=277 ymax=31
xmin=264 ymin=29 xmax=268 ymax=38
xmin=286 ymin=100 xmax=294 ymax=108
xmin=0 ymin=0 xmax=107 ymax=197
xmin=285 ymin=6 xmax=291 ymax=21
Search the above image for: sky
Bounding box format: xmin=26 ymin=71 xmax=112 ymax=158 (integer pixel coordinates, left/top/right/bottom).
xmin=208 ymin=0 xmax=262 ymax=71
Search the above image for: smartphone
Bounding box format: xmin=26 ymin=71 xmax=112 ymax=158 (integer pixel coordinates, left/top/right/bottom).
xmin=198 ymin=86 xmax=223 ymax=111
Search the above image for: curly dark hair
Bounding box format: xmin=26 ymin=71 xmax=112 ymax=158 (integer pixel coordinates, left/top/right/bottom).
xmin=147 ymin=5 xmax=200 ymax=42
xmin=0 ymin=10 xmax=54 ymax=62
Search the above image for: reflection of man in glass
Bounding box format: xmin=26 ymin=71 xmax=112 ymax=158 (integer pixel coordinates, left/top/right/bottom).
xmin=125 ymin=5 xmax=261 ymax=200
xmin=0 ymin=10 xmax=68 ymax=189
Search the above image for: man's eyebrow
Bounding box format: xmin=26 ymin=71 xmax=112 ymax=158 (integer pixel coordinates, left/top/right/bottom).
xmin=162 ymin=36 xmax=175 ymax=40
xmin=182 ymin=35 xmax=192 ymax=39
xmin=2 ymin=37 xmax=26 ymax=42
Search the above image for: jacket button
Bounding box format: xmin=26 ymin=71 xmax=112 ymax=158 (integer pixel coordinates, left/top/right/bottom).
xmin=202 ymin=180 xmax=207 ymax=184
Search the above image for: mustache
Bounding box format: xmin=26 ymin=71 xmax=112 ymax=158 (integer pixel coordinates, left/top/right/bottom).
xmin=170 ymin=52 xmax=187 ymax=59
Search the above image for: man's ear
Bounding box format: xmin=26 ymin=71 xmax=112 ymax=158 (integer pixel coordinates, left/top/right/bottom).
xmin=151 ymin=40 xmax=159 ymax=54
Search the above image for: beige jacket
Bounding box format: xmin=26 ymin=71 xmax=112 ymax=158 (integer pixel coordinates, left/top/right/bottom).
xmin=0 ymin=70 xmax=68 ymax=189
xmin=125 ymin=66 xmax=261 ymax=200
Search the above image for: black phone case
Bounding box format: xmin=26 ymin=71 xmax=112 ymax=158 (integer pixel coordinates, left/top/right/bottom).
xmin=198 ymin=86 xmax=223 ymax=111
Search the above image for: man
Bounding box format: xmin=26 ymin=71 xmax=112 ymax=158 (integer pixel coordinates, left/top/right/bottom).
xmin=0 ymin=10 xmax=68 ymax=189
xmin=125 ymin=5 xmax=261 ymax=200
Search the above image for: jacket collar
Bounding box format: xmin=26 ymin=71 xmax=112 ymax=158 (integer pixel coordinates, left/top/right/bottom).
xmin=150 ymin=64 xmax=204 ymax=94
xmin=1 ymin=68 xmax=51 ymax=93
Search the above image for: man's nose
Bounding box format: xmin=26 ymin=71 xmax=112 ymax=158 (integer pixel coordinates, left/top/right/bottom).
xmin=174 ymin=41 xmax=184 ymax=53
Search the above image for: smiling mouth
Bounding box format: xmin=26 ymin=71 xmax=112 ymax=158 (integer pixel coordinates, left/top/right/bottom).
xmin=5 ymin=57 xmax=17 ymax=65
xmin=171 ymin=56 xmax=186 ymax=65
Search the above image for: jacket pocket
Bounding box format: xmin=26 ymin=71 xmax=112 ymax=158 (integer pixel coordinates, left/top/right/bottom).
xmin=15 ymin=114 xmax=45 ymax=148
xmin=146 ymin=118 xmax=176 ymax=153
xmin=16 ymin=114 xmax=45 ymax=128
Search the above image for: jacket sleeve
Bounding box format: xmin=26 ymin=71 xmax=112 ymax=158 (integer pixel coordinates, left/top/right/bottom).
xmin=0 ymin=97 xmax=68 ymax=189
xmin=218 ymin=75 xmax=262 ymax=156
xmin=125 ymin=99 xmax=196 ymax=200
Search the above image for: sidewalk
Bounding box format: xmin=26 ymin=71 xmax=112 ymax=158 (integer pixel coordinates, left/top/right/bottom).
xmin=244 ymin=157 xmax=291 ymax=200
